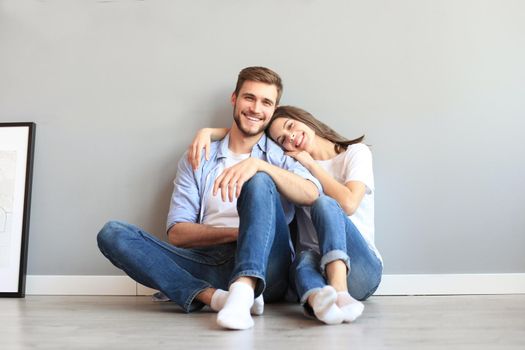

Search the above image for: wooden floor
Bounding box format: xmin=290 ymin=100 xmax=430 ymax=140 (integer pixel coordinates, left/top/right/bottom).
xmin=1 ymin=295 xmax=524 ymax=349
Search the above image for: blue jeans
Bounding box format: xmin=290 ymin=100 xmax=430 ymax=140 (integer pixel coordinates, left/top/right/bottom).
xmin=97 ymin=172 xmax=292 ymax=312
xmin=290 ymin=196 xmax=383 ymax=303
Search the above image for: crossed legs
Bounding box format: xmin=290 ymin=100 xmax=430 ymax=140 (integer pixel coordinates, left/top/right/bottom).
xmin=97 ymin=173 xmax=292 ymax=330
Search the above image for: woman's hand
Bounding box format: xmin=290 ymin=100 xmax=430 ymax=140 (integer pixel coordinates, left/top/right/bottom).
xmin=187 ymin=128 xmax=229 ymax=170
xmin=286 ymin=150 xmax=316 ymax=170
xmin=188 ymin=128 xmax=213 ymax=170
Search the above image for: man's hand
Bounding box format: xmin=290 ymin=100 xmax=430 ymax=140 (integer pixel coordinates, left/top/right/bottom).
xmin=213 ymin=158 xmax=263 ymax=202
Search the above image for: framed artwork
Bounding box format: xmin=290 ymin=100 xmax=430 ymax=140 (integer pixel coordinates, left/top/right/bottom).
xmin=0 ymin=123 xmax=36 ymax=297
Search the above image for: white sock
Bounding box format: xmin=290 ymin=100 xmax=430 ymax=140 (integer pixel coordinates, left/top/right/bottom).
xmin=210 ymin=289 xmax=264 ymax=315
xmin=336 ymin=291 xmax=364 ymax=322
xmin=251 ymin=294 xmax=265 ymax=315
xmin=216 ymin=282 xmax=254 ymax=330
xmin=310 ymin=286 xmax=344 ymax=325
xmin=210 ymin=289 xmax=229 ymax=312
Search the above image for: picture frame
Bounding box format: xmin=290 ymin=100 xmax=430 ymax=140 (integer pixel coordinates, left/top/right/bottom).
xmin=0 ymin=123 xmax=36 ymax=297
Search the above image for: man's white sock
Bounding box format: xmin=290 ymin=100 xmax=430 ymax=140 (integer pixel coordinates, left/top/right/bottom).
xmin=216 ymin=282 xmax=254 ymax=330
xmin=210 ymin=289 xmax=264 ymax=315
xmin=251 ymin=294 xmax=264 ymax=315
xmin=210 ymin=289 xmax=229 ymax=312
xmin=311 ymin=286 xmax=344 ymax=325
xmin=336 ymin=291 xmax=364 ymax=322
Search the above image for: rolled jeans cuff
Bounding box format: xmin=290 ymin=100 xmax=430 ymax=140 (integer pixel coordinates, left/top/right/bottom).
xmin=300 ymin=287 xmax=323 ymax=305
xmin=230 ymin=271 xmax=266 ymax=297
xmin=320 ymin=250 xmax=350 ymax=277
xmin=184 ymin=283 xmax=213 ymax=313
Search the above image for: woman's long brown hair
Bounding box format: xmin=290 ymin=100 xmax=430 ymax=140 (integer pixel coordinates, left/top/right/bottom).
xmin=267 ymin=105 xmax=364 ymax=154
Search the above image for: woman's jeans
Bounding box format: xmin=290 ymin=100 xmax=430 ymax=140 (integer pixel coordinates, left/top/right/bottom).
xmin=291 ymin=196 xmax=383 ymax=303
xmin=97 ymin=173 xmax=292 ymax=312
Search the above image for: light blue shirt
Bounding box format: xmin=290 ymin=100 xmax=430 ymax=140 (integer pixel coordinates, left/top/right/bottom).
xmin=166 ymin=133 xmax=322 ymax=232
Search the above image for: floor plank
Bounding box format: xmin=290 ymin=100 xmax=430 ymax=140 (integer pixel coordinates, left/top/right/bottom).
xmin=1 ymin=295 xmax=524 ymax=349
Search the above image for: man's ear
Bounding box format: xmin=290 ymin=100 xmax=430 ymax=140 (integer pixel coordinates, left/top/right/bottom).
xmin=231 ymin=92 xmax=237 ymax=106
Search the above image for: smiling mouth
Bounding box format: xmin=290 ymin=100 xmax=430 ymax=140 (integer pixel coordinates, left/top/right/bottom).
xmin=243 ymin=112 xmax=263 ymax=123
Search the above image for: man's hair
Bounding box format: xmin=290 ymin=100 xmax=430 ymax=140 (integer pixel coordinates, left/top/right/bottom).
xmin=234 ymin=66 xmax=283 ymax=105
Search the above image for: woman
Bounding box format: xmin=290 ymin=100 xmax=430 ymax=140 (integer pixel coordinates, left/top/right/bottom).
xmin=188 ymin=106 xmax=383 ymax=325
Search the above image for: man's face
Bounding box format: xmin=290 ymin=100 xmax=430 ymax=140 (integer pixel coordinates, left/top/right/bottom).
xmin=231 ymin=80 xmax=278 ymax=137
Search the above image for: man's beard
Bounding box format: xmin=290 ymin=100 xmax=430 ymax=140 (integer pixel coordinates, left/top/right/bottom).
xmin=233 ymin=106 xmax=267 ymax=137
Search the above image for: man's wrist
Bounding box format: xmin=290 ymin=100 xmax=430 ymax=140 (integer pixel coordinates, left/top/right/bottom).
xmin=257 ymin=159 xmax=270 ymax=173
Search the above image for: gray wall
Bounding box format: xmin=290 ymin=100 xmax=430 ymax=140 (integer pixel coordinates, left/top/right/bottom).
xmin=1 ymin=0 xmax=524 ymax=276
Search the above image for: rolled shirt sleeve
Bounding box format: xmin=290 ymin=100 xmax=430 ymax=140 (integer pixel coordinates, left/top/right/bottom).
xmin=166 ymin=151 xmax=201 ymax=232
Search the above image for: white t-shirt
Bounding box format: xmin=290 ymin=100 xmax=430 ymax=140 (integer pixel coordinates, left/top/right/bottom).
xmin=201 ymin=150 xmax=250 ymax=228
xmin=296 ymin=143 xmax=382 ymax=262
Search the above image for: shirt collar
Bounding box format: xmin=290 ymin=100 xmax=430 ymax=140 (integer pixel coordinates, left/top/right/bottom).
xmin=253 ymin=133 xmax=268 ymax=155
xmin=216 ymin=132 xmax=268 ymax=159
xmin=217 ymin=134 xmax=231 ymax=159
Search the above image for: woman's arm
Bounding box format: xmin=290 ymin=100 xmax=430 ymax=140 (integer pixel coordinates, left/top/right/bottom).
xmin=287 ymin=151 xmax=366 ymax=216
xmin=187 ymin=128 xmax=229 ymax=170
xmin=212 ymin=157 xmax=319 ymax=206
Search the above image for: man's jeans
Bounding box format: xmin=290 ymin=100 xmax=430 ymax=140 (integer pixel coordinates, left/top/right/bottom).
xmin=97 ymin=173 xmax=292 ymax=312
xmin=291 ymin=196 xmax=383 ymax=303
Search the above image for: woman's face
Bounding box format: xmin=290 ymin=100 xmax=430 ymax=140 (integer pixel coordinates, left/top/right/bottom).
xmin=269 ymin=117 xmax=315 ymax=153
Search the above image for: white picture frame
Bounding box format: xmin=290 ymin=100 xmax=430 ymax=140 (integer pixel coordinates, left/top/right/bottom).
xmin=0 ymin=123 xmax=35 ymax=297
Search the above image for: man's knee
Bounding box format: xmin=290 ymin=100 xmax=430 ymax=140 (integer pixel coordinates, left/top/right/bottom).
xmin=97 ymin=220 xmax=132 ymax=251
xmin=238 ymin=172 xmax=277 ymax=206
xmin=244 ymin=172 xmax=275 ymax=191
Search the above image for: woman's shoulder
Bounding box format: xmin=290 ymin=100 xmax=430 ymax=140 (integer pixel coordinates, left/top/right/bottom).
xmin=344 ymin=143 xmax=372 ymax=158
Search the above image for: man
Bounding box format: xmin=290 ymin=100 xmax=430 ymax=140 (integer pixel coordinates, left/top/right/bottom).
xmin=97 ymin=66 xmax=321 ymax=330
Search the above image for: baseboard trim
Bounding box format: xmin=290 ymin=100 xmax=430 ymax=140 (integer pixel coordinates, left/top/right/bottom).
xmin=26 ymin=275 xmax=137 ymax=295
xmin=375 ymin=273 xmax=525 ymax=295
xmin=25 ymin=273 xmax=525 ymax=296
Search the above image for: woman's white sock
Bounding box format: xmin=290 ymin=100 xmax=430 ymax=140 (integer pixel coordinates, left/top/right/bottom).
xmin=216 ymin=282 xmax=255 ymax=330
xmin=336 ymin=291 xmax=364 ymax=322
xmin=210 ymin=289 xmax=264 ymax=315
xmin=311 ymin=286 xmax=344 ymax=325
